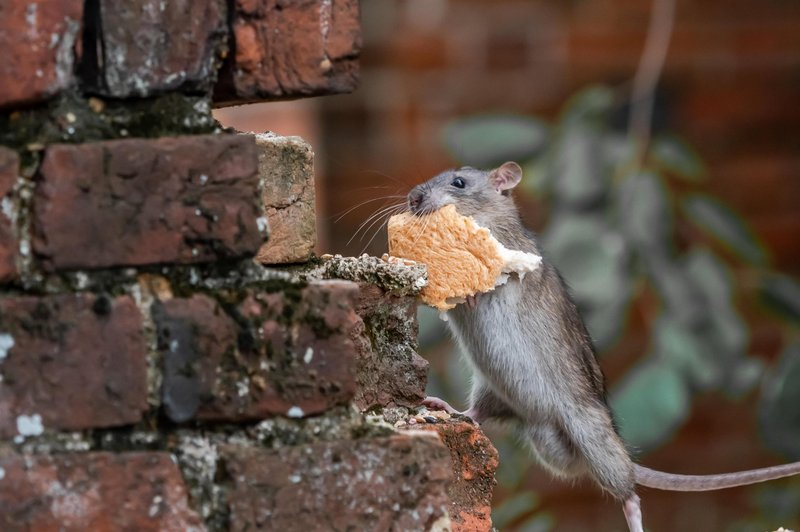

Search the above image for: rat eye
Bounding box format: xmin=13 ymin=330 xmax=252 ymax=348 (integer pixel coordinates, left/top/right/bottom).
xmin=450 ymin=177 xmax=466 ymax=188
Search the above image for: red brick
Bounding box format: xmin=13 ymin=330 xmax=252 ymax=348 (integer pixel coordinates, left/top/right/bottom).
xmin=0 ymin=147 xmax=19 ymax=283
xmin=352 ymin=283 xmax=428 ymax=410
xmin=214 ymin=0 xmax=362 ymax=105
xmin=0 ymin=294 xmax=147 ymax=439
xmin=83 ymin=0 xmax=226 ymax=97
xmin=0 ymin=0 xmax=83 ymax=108
xmin=154 ymin=280 xmax=358 ymax=423
xmin=253 ymin=133 xmax=316 ymax=264
xmin=32 ymin=135 xmax=263 ymax=271
xmin=222 ymin=433 xmax=452 ymax=531
xmin=0 ymin=452 xmax=203 ymax=531
xmin=405 ymin=420 xmax=499 ymax=532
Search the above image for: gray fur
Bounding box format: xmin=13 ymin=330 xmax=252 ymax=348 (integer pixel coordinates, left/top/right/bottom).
xmin=410 ymin=165 xmax=635 ymax=501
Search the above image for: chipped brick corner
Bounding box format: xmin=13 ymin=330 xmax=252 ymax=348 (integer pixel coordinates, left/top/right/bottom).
xmin=0 ymin=1 xmax=499 ymax=530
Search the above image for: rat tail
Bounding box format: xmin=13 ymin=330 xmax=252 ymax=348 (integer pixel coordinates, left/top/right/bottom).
xmin=634 ymin=462 xmax=800 ymax=491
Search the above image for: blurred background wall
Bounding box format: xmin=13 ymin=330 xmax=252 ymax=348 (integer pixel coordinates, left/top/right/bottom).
xmin=216 ymin=1 xmax=800 ymax=530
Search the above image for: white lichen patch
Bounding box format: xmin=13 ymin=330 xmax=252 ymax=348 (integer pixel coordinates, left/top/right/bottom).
xmin=0 ymin=333 xmax=14 ymax=361
xmin=73 ymin=271 xmax=90 ymax=290
xmin=16 ymin=414 xmax=44 ymax=437
xmin=287 ymin=406 xmax=305 ymax=418
xmin=256 ymin=216 xmax=269 ymax=234
xmin=1 ymin=197 xmax=16 ymax=224
xmin=148 ymin=495 xmax=164 ymax=517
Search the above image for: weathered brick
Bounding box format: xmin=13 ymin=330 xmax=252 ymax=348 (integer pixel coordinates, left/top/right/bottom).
xmin=0 ymin=0 xmax=82 ymax=108
xmin=32 ymin=135 xmax=264 ymax=271
xmin=0 ymin=452 xmax=203 ymax=531
xmin=352 ymin=283 xmax=428 ymax=410
xmin=214 ymin=0 xmax=361 ymax=105
xmin=405 ymin=420 xmax=499 ymax=532
xmin=254 ymin=133 xmax=316 ymax=264
xmin=0 ymin=147 xmax=19 ymax=283
xmin=82 ymin=0 xmax=226 ymax=98
xmin=0 ymin=294 xmax=147 ymax=439
xmin=222 ymin=433 xmax=452 ymax=531
xmin=155 ymin=280 xmax=358 ymax=423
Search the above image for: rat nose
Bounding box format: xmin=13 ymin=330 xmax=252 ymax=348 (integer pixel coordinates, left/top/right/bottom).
xmin=408 ymin=188 xmax=424 ymax=212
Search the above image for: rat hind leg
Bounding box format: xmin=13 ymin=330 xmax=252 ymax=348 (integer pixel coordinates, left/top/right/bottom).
xmin=521 ymin=422 xmax=588 ymax=478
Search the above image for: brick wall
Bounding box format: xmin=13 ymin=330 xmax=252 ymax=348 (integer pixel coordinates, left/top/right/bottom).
xmin=0 ymin=2 xmax=499 ymax=530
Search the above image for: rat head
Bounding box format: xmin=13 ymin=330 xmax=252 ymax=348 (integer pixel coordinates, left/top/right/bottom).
xmin=407 ymin=162 xmax=523 ymax=223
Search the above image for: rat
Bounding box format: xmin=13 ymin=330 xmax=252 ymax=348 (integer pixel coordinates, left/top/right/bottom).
xmin=406 ymin=161 xmax=800 ymax=532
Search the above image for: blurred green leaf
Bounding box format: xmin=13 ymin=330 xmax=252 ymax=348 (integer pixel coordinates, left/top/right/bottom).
xmin=611 ymin=359 xmax=690 ymax=451
xmin=618 ymin=171 xmax=672 ymax=250
xmin=685 ymin=249 xmax=748 ymax=359
xmin=759 ymin=343 xmax=800 ymax=459
xmin=552 ymin=127 xmax=608 ymax=206
xmin=584 ymin=302 xmax=628 ymax=352
xmin=417 ymin=306 xmax=449 ymax=348
xmin=559 ymin=85 xmax=615 ymax=127
xmin=520 ymin=156 xmax=554 ymax=197
xmin=602 ymin=134 xmax=637 ymax=170
xmin=443 ymin=114 xmax=549 ymax=168
xmin=491 ymin=492 xmax=540 ymax=529
xmin=543 ymin=214 xmax=629 ymax=308
xmin=682 ymin=195 xmax=768 ymax=265
xmin=518 ymin=512 xmax=556 ymax=532
xmin=685 ymin=248 xmax=732 ymax=306
xmin=752 ymin=477 xmax=800 ymax=524
xmin=647 ymin=256 xmax=706 ymax=327
xmin=760 ymin=272 xmax=800 ymax=324
xmin=655 ymin=315 xmax=720 ymax=390
xmin=493 ymin=437 xmax=532 ymax=490
xmin=651 ymin=134 xmax=706 ymax=181
xmin=725 ymin=357 xmax=765 ymax=398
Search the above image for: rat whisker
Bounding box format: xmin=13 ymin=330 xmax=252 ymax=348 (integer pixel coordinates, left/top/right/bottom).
xmin=347 ymin=202 xmax=405 ymax=247
xmin=332 ymin=194 xmax=405 ymax=222
xmin=359 ymin=204 xmax=406 ymax=255
xmin=357 ymin=203 xmax=405 ymax=243
xmin=362 ymin=169 xmax=411 ymax=188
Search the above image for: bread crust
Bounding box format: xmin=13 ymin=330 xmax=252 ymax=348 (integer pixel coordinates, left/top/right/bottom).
xmin=388 ymin=205 xmax=541 ymax=310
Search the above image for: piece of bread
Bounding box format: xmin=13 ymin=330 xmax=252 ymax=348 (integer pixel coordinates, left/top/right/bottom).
xmin=387 ymin=204 xmax=542 ymax=310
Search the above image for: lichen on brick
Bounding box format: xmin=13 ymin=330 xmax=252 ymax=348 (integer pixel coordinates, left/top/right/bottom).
xmin=306 ymin=253 xmax=427 ymax=296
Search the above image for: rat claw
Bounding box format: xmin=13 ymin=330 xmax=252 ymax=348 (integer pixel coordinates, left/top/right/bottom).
xmin=467 ymin=295 xmax=478 ymax=308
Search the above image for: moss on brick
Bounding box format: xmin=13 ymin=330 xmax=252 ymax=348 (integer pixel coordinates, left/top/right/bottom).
xmin=0 ymin=90 xmax=219 ymax=162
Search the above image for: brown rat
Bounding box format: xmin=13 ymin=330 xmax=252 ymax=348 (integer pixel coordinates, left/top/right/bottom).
xmin=407 ymin=161 xmax=800 ymax=532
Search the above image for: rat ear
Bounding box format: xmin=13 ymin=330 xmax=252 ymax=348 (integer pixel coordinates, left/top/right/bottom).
xmin=489 ymin=162 xmax=522 ymax=193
